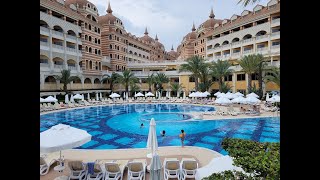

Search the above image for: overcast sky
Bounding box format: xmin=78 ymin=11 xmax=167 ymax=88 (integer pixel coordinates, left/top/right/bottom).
xmin=89 ymin=0 xmax=270 ymax=51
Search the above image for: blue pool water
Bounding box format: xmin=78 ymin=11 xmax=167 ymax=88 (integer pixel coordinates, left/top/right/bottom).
xmin=40 ymin=104 xmax=280 ymax=155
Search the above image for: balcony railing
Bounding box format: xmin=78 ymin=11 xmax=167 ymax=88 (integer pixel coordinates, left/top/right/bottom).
xmin=66 ymin=47 xmax=77 ymax=53
xmin=40 ymin=41 xmax=49 ymax=46
xmin=52 ymin=44 xmax=64 ymax=50
xmin=243 ymin=49 xmax=253 ymax=54
xmin=66 ymin=34 xmax=77 ymax=40
xmin=243 ymin=38 xmax=254 ymax=43
xmin=257 ymin=47 xmax=268 ymax=52
xmin=271 ymin=44 xmax=280 ymax=49
xmin=40 ymin=63 xmax=49 ymax=67
xmin=271 ymin=18 xmax=280 ymax=23
xmin=54 ymin=64 xmax=64 ymax=69
xmin=68 ymin=66 xmax=77 ymax=70
xmin=255 ymin=34 xmax=269 ymax=40
xmin=271 ymin=31 xmax=280 ymax=36
xmin=232 ymin=41 xmax=241 ymax=46
xmin=232 ymin=52 xmax=241 ymax=56
xmin=52 ymin=30 xmax=64 ymax=37
xmin=40 ymin=26 xmax=50 ymax=33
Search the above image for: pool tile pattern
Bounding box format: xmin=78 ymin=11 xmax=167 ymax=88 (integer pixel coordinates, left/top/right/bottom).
xmin=40 ymin=104 xmax=280 ymax=154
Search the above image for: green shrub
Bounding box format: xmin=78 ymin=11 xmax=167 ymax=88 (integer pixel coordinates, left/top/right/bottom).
xmin=202 ymin=138 xmax=280 ymax=180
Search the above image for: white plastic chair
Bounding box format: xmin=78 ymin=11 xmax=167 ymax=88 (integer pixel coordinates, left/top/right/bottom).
xmin=180 ymin=158 xmax=198 ymax=180
xmin=163 ymin=158 xmax=181 ymax=180
xmin=68 ymin=161 xmax=87 ymax=180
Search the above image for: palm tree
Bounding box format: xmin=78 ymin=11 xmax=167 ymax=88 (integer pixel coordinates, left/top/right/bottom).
xmin=179 ymin=55 xmax=205 ymax=91
xmin=102 ymin=72 xmax=120 ymax=91
xmin=264 ymin=66 xmax=280 ymax=87
xmin=199 ymin=64 xmax=213 ymax=91
xmin=115 ymin=70 xmax=138 ymax=96
xmin=238 ymin=0 xmax=260 ymax=6
xmin=130 ymin=83 xmax=141 ymax=94
xmin=238 ymin=54 xmax=267 ymax=96
xmin=154 ymin=73 xmax=169 ymax=92
xmin=146 ymin=74 xmax=155 ymax=92
xmin=54 ymin=69 xmax=79 ymax=94
xmin=170 ymin=83 xmax=184 ymax=97
xmin=210 ymin=60 xmax=233 ymax=92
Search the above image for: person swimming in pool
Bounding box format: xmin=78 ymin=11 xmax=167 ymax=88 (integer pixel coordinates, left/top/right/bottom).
xmin=140 ymin=123 xmax=144 ymax=128
xmin=160 ymin=130 xmax=166 ymax=136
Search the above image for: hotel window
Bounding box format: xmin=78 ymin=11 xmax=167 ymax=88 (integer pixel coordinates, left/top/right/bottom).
xmin=251 ymin=73 xmax=259 ymax=80
xmin=109 ymin=35 xmax=112 ymax=40
xmin=224 ymin=75 xmax=233 ymax=81
xmin=117 ymin=55 xmax=120 ymax=59
xmin=109 ymin=45 xmax=112 ymax=49
xmin=237 ymin=74 xmax=245 ymax=81
xmin=189 ymin=77 xmax=195 ymax=82
xmin=272 ymin=41 xmax=280 ymax=46
xmin=257 ymin=44 xmax=265 ymax=48
xmin=110 ymin=54 xmax=112 ymax=58
xmin=40 ymin=38 xmax=47 ymax=42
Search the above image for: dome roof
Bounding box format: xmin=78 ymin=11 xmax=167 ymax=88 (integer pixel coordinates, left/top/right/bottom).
xmin=185 ymin=31 xmax=197 ymax=40
xmin=65 ymin=0 xmax=90 ymax=8
xmin=202 ymin=8 xmax=222 ymax=29
xmin=140 ymin=27 xmax=154 ymax=43
xmin=97 ymin=1 xmax=119 ymax=25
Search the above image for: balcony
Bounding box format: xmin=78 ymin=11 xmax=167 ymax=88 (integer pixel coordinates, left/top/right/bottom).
xmin=255 ymin=34 xmax=269 ymax=43
xmin=40 ymin=26 xmax=50 ymax=35
xmin=66 ymin=34 xmax=77 ymax=43
xmin=271 ymin=18 xmax=280 ymax=27
xmin=40 ymin=41 xmax=49 ymax=47
xmin=243 ymin=49 xmax=253 ymax=54
xmin=40 ymin=11 xmax=81 ymax=34
xmin=271 ymin=31 xmax=280 ymax=39
xmin=52 ymin=44 xmax=64 ymax=53
xmin=242 ymin=38 xmax=254 ymax=45
xmin=232 ymin=52 xmax=241 ymax=58
xmin=40 ymin=63 xmax=50 ymax=68
xmin=271 ymin=44 xmax=280 ymax=54
xmin=54 ymin=64 xmax=64 ymax=69
xmin=256 ymin=47 xmax=269 ymax=53
xmin=52 ymin=30 xmax=64 ymax=39
xmin=68 ymin=66 xmax=77 ymax=71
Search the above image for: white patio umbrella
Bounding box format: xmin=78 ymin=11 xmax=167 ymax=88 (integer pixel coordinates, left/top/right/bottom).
xmin=145 ymin=92 xmax=155 ymax=97
xmin=215 ymin=97 xmax=232 ymax=105
xmin=95 ymin=93 xmax=99 ymax=101
xmin=87 ymin=93 xmax=90 ymax=100
xmin=214 ymin=92 xmax=221 ymax=96
xmin=203 ymin=91 xmax=211 ymax=97
xmin=245 ymin=96 xmax=261 ymax=104
xmin=231 ymin=96 xmax=246 ymax=104
xmin=100 ymin=92 xmax=103 ymax=100
xmin=147 ymin=118 xmax=158 ymax=158
xmin=177 ymin=91 xmax=180 ymax=98
xmin=188 ymin=92 xmax=195 ymax=97
xmin=40 ymin=97 xmax=46 ymax=103
xmin=70 ymin=95 xmax=74 ymax=103
xmin=217 ymin=92 xmax=226 ymax=98
xmin=126 ymin=92 xmax=129 ymax=99
xmin=246 ymin=92 xmax=259 ymax=98
xmin=267 ymin=95 xmax=280 ymax=103
xmin=45 ymin=96 xmax=58 ymax=103
xmin=266 ymin=93 xmax=270 ymax=101
xmin=234 ymin=92 xmax=244 ymax=97
xmin=225 ymin=93 xmax=236 ymax=99
xmin=166 ymin=91 xmax=169 ymax=98
xmin=134 ymin=92 xmax=144 ymax=97
xmin=168 ymin=91 xmax=171 ymax=98
xmin=183 ymin=91 xmax=186 ymax=99
xmin=81 ymin=94 xmax=84 ymax=101
xmin=40 ymin=124 xmax=91 ymax=160
xmin=109 ymin=93 xmax=120 ymax=98
xmin=73 ymin=94 xmax=82 ymax=99
xmin=64 ymin=95 xmax=69 ymax=104
xmin=150 ymin=152 xmax=162 ymax=180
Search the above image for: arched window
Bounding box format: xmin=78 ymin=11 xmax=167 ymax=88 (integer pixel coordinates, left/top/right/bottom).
xmin=84 ymin=78 xmax=91 ymax=84
xmin=94 ymin=38 xmax=97 ymax=43
xmin=85 ymin=46 xmax=88 ymax=52
xmin=222 ymin=41 xmax=229 ymax=45
xmin=95 ymin=49 xmax=97 ymax=54
xmin=88 ymin=24 xmax=91 ymax=30
xmin=89 ymin=61 xmax=92 ymax=69
xmin=98 ymin=39 xmax=100 ymax=44
xmin=109 ymin=44 xmax=112 ymax=49
xmin=243 ymin=34 xmax=252 ymax=40
xmin=89 ymin=36 xmax=92 ymax=41
xmin=89 ymin=47 xmax=92 ymax=53
xmin=109 ymin=34 xmax=112 ymax=40
xmin=85 ymin=35 xmax=88 ymax=40
xmin=117 ymin=55 xmax=119 ymax=59
xmin=45 ymin=76 xmax=56 ymax=83
xmin=214 ymin=43 xmax=220 ymax=48
xmin=232 ymin=38 xmax=240 ymax=43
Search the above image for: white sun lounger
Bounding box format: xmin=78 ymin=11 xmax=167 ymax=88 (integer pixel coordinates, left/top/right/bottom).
xmin=127 ymin=159 xmax=146 ymax=180
xmin=40 ymin=152 xmax=60 ymax=175
xmin=163 ymin=158 xmax=181 ymax=180
xmin=68 ymin=160 xmax=87 ymax=180
xmin=180 ymin=158 xmax=198 ymax=180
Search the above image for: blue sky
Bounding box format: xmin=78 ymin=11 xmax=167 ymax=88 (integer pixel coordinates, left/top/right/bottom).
xmin=89 ymin=0 xmax=270 ymax=51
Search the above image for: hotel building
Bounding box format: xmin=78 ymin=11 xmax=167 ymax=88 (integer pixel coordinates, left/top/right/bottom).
xmin=40 ymin=0 xmax=280 ymax=96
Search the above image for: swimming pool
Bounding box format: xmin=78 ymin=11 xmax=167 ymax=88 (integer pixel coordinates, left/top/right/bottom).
xmin=40 ymin=104 xmax=280 ymax=155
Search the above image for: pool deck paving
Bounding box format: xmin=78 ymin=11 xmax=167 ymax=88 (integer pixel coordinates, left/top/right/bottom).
xmin=40 ymin=146 xmax=221 ymax=180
